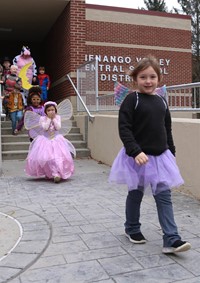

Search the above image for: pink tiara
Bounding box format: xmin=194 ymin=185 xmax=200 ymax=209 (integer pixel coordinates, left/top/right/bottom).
xmin=44 ymin=101 xmax=57 ymax=108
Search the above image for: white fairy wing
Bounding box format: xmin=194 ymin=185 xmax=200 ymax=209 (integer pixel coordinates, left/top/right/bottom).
xmin=66 ymin=139 xmax=76 ymax=158
xmin=57 ymin=98 xmax=73 ymax=120
xmin=59 ymin=119 xmax=72 ymax=136
xmin=24 ymin=110 xmax=40 ymax=130
xmin=57 ymin=99 xmax=73 ymax=136
xmin=24 ymin=110 xmax=44 ymax=139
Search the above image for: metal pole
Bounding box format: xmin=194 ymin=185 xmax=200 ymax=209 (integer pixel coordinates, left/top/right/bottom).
xmin=95 ymin=56 xmax=99 ymax=111
xmin=0 ymin=85 xmax=6 ymax=175
xmin=66 ymin=74 xmax=95 ymax=122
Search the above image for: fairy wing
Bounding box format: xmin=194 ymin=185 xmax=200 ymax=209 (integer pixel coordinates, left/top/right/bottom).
xmin=114 ymin=82 xmax=168 ymax=106
xmin=57 ymin=98 xmax=73 ymax=120
xmin=24 ymin=110 xmax=44 ymax=139
xmin=57 ymin=98 xmax=73 ymax=136
xmin=59 ymin=119 xmax=72 ymax=136
xmin=114 ymin=82 xmax=132 ymax=106
xmin=155 ymin=85 xmax=168 ymax=100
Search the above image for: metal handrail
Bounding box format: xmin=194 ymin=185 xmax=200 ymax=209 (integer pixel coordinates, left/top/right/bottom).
xmin=166 ymin=82 xmax=200 ymax=90
xmin=0 ymin=84 xmax=6 ymax=175
xmin=66 ymin=74 xmax=95 ymax=122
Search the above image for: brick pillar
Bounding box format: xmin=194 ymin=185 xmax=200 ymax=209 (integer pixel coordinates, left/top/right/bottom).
xmin=69 ymin=0 xmax=86 ymax=72
xmin=44 ymin=0 xmax=86 ymax=100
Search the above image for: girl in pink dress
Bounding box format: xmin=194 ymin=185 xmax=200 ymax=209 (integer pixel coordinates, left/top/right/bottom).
xmin=25 ymin=100 xmax=75 ymax=183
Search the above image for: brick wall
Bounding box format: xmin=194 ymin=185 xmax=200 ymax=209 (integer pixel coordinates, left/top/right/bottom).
xmin=85 ymin=5 xmax=192 ymax=92
xmin=44 ymin=1 xmax=192 ymax=100
xmin=44 ymin=0 xmax=86 ymax=101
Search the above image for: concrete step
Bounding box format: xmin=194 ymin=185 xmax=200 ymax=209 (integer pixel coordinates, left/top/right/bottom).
xmin=2 ymin=148 xmax=91 ymax=160
xmin=2 ymin=140 xmax=87 ymax=151
xmin=1 ymin=119 xmax=77 ymax=128
xmin=1 ymin=126 xmax=80 ymax=135
xmin=1 ymin=119 xmax=91 ymax=160
xmin=1 ymin=133 xmax=84 ymax=142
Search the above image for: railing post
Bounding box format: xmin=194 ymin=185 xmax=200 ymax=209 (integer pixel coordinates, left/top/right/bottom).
xmin=67 ymin=74 xmax=95 ymax=122
xmin=95 ymin=56 xmax=99 ymax=111
xmin=0 ymin=85 xmax=5 ymax=176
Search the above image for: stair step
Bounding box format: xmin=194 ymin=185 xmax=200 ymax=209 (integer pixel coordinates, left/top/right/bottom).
xmin=2 ymin=140 xmax=87 ymax=150
xmin=1 ymin=126 xmax=80 ymax=134
xmin=1 ymin=120 xmax=77 ymax=128
xmin=1 ymin=119 xmax=90 ymax=160
xmin=2 ymin=148 xmax=90 ymax=160
xmin=1 ymin=133 xmax=84 ymax=142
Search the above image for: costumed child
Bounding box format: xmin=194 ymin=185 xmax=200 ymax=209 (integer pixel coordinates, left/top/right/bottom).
xmin=0 ymin=64 xmax=3 ymax=98
xmin=37 ymin=66 xmax=50 ymax=102
xmin=14 ymin=86 xmax=45 ymax=140
xmin=7 ymin=83 xmax=24 ymax=135
xmin=1 ymin=65 xmax=22 ymax=117
xmin=1 ymin=56 xmax=11 ymax=79
xmin=24 ymin=100 xmax=76 ymax=183
xmin=13 ymin=46 xmax=37 ymax=106
xmin=109 ymin=55 xmax=191 ymax=254
xmin=0 ymin=56 xmax=11 ymax=82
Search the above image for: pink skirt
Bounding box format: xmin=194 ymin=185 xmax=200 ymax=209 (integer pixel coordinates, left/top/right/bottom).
xmin=109 ymin=148 xmax=184 ymax=195
xmin=25 ymin=134 xmax=74 ymax=180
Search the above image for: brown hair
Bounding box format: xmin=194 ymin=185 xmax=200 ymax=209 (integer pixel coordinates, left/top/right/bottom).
xmin=27 ymin=86 xmax=42 ymax=106
xmin=129 ymin=55 xmax=161 ymax=83
xmin=39 ymin=66 xmax=45 ymax=71
xmin=44 ymin=103 xmax=57 ymax=114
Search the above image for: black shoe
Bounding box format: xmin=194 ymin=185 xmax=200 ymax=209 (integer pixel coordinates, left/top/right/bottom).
xmin=162 ymin=240 xmax=191 ymax=254
xmin=125 ymin=232 xmax=146 ymax=244
xmin=54 ymin=176 xmax=61 ymax=183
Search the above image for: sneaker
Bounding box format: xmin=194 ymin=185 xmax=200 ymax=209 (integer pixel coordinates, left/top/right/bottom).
xmin=125 ymin=232 xmax=146 ymax=244
xmin=54 ymin=176 xmax=61 ymax=183
xmin=162 ymin=240 xmax=191 ymax=254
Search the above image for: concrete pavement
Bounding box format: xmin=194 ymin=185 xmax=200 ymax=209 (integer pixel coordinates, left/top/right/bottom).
xmin=0 ymin=158 xmax=200 ymax=283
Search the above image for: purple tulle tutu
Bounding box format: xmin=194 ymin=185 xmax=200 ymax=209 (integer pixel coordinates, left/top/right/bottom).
xmin=25 ymin=134 xmax=74 ymax=179
xmin=109 ymin=148 xmax=184 ymax=195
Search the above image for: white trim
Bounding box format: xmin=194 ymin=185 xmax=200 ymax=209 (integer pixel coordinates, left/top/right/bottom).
xmin=85 ymin=41 xmax=191 ymax=53
xmin=0 ymin=212 xmax=23 ymax=262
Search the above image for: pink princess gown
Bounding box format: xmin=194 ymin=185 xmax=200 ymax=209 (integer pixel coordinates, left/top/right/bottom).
xmin=25 ymin=115 xmax=75 ymax=179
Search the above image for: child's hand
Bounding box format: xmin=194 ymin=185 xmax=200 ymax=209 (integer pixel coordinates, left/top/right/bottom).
xmin=48 ymin=112 xmax=55 ymax=119
xmin=135 ymin=152 xmax=148 ymax=165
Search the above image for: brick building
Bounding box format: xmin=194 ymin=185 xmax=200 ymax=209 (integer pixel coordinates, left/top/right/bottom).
xmin=43 ymin=0 xmax=192 ymax=100
xmin=0 ymin=0 xmax=192 ymax=101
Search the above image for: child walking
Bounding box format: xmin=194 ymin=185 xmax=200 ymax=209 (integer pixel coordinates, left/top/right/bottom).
xmin=37 ymin=66 xmax=50 ymax=102
xmin=25 ymin=101 xmax=75 ymax=183
xmin=1 ymin=65 xmax=22 ymax=117
xmin=7 ymin=84 xmax=24 ymax=135
xmin=14 ymin=86 xmax=45 ymax=140
xmin=109 ymin=56 xmax=191 ymax=254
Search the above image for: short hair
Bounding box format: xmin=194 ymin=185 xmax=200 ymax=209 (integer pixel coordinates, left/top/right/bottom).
xmin=44 ymin=101 xmax=57 ymax=114
xmin=129 ymin=55 xmax=161 ymax=82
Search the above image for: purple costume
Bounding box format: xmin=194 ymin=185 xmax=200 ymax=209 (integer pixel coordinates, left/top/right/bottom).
xmin=109 ymin=92 xmax=184 ymax=195
xmin=16 ymin=105 xmax=45 ymax=137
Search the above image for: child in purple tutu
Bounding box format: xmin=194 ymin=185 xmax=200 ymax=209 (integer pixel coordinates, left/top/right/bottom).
xmin=25 ymin=100 xmax=75 ymax=183
xmin=109 ymin=55 xmax=191 ymax=254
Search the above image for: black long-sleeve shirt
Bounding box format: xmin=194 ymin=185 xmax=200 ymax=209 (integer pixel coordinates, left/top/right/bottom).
xmin=119 ymin=92 xmax=175 ymax=158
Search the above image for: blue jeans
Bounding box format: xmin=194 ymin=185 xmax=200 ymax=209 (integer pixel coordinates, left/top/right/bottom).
xmin=125 ymin=186 xmax=181 ymax=247
xmin=9 ymin=111 xmax=23 ymax=132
